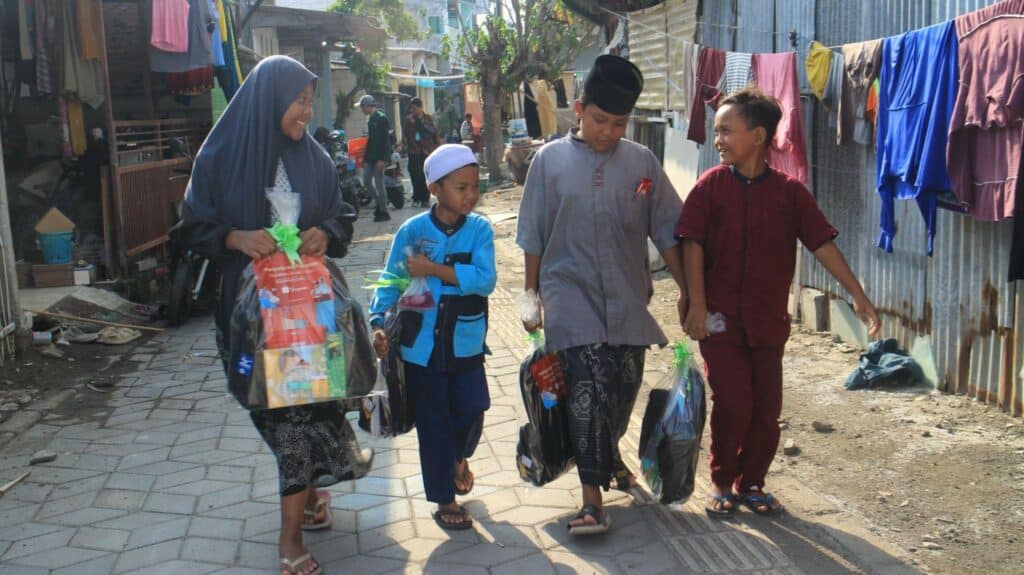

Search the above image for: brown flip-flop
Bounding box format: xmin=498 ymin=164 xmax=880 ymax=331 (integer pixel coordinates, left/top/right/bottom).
xmin=433 ymin=505 xmax=473 ymax=531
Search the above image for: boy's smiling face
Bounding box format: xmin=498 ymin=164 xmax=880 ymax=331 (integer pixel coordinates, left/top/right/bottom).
xmin=713 ymin=103 xmax=767 ymax=166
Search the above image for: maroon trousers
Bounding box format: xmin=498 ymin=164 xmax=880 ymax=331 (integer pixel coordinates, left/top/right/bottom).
xmin=699 ymin=340 xmax=785 ymax=492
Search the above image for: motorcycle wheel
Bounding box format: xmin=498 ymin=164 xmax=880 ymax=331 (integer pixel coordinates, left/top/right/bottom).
xmin=166 ymin=255 xmax=195 ymax=327
xmin=387 ymin=186 xmax=405 ymax=209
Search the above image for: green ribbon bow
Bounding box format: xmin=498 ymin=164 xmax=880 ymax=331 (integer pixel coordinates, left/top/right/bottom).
xmin=672 ymin=341 xmax=693 ymax=368
xmin=266 ymin=222 xmax=302 ymax=266
xmin=364 ymin=270 xmax=411 ymax=293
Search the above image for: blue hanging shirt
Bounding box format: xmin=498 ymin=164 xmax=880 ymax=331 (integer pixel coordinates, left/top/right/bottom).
xmin=875 ymin=21 xmax=959 ymax=256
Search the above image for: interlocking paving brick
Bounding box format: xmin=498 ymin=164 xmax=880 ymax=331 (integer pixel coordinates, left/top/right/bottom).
xmin=166 ymin=479 xmax=241 ymax=497
xmin=94 ymin=489 xmax=147 ymax=511
xmin=122 ymin=559 xmax=222 ymax=575
xmin=7 ymin=546 xmax=109 ymax=570
xmin=124 ymin=517 xmax=190 ymax=550
xmin=189 ymin=517 xmax=244 ymax=541
xmin=51 ymin=553 xmax=119 ymax=575
xmin=180 ymin=537 xmax=240 ymax=565
xmin=113 ymin=539 xmax=182 ymax=573
xmin=152 ymin=466 xmax=207 ymax=489
xmin=104 ymin=473 xmax=156 ymax=492
xmin=70 ymin=527 xmax=130 ymax=552
xmin=94 ymin=511 xmax=183 ymax=532
xmin=144 ymin=493 xmax=196 ymax=515
xmin=490 ymin=553 xmax=558 ymax=575
xmin=43 ymin=507 xmax=128 ymax=527
xmin=196 ymin=484 xmax=252 ymax=513
xmin=2 ymin=527 xmax=75 ymax=559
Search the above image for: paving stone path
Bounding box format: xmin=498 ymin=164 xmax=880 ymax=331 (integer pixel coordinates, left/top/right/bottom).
xmin=0 ymin=206 xmax=915 ymax=574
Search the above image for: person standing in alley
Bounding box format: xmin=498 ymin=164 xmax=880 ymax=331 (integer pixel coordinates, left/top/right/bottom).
xmin=177 ymin=55 xmax=368 ymax=575
xmin=516 ymin=55 xmax=688 ymax=535
xmin=358 ymin=94 xmax=393 ymax=222
xmin=460 ymin=113 xmax=475 ymax=148
xmin=676 ymin=87 xmax=880 ymax=518
xmin=369 ymin=144 xmax=495 ymax=531
xmin=403 ymin=97 xmax=441 ymax=208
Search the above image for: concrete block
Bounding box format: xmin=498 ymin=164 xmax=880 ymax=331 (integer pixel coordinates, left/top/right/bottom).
xmin=830 ymin=299 xmax=869 ymax=350
xmin=800 ymin=288 xmax=829 ymax=332
xmin=911 ymin=336 xmax=939 ymax=388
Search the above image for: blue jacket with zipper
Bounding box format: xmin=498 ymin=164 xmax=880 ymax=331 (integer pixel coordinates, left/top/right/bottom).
xmin=369 ymin=210 xmax=496 ymax=370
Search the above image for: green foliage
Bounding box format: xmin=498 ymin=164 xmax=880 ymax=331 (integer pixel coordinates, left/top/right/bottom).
xmin=447 ymin=0 xmax=589 ymax=92
xmin=334 ymin=44 xmax=391 ymax=127
xmin=328 ymin=0 xmax=419 ymax=126
xmin=329 ymin=0 xmax=423 ymax=43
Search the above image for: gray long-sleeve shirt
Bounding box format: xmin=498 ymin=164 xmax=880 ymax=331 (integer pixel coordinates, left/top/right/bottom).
xmin=516 ymin=132 xmax=682 ymax=352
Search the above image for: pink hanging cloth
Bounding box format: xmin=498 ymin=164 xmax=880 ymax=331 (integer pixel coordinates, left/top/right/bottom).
xmin=751 ymin=52 xmax=809 ymax=185
xmin=151 ymin=0 xmax=190 ymax=53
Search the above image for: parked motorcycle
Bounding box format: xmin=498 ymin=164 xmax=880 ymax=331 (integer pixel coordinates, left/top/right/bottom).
xmin=384 ymin=153 xmax=406 ymax=210
xmin=164 ymin=138 xmax=217 ymax=327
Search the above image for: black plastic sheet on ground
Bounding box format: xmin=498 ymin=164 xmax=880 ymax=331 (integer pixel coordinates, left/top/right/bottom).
xmin=516 ymin=345 xmax=574 ymax=486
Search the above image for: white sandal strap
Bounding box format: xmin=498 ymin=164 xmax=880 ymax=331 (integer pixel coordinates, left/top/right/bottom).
xmin=281 ymin=553 xmax=312 ymax=568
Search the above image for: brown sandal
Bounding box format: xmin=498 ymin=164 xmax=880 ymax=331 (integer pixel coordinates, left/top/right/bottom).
xmin=454 ymin=465 xmax=474 ymax=496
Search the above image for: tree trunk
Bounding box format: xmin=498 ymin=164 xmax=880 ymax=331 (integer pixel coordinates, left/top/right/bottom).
xmin=481 ymin=72 xmax=505 ymax=184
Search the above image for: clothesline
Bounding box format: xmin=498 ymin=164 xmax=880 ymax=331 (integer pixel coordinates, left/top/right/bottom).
xmin=600 ymin=6 xmax=862 ymax=53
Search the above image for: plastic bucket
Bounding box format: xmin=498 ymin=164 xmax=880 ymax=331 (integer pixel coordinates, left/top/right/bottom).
xmin=37 ymin=231 xmax=74 ymax=264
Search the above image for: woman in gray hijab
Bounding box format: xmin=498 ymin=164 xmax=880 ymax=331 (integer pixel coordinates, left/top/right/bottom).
xmin=178 ymin=55 xmax=365 ymax=575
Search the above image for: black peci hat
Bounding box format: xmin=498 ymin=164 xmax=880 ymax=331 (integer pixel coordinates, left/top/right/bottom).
xmin=582 ymin=55 xmax=644 ymax=115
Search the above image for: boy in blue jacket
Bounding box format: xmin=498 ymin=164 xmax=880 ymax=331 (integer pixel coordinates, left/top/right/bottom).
xmin=369 ymin=144 xmax=495 ymax=531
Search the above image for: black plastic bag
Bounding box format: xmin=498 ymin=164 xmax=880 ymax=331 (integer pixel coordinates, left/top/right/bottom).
xmin=227 ymin=258 xmax=376 ymax=410
xmin=639 ymin=344 xmax=706 ymax=504
xmin=516 ymin=333 xmax=574 ymax=486
xmin=358 ymin=311 xmax=416 ymax=436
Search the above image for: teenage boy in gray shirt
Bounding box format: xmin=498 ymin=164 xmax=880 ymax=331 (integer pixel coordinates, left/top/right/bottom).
xmin=516 ymin=55 xmax=687 ymax=535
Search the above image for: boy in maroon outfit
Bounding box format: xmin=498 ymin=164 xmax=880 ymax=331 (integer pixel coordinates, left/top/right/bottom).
xmin=676 ymin=88 xmax=881 ymax=517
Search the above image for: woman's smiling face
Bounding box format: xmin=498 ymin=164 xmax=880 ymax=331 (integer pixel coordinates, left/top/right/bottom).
xmin=280 ymin=83 xmax=315 ymax=141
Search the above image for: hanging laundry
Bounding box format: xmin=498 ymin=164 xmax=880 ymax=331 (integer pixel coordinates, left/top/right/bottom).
xmin=152 ymin=0 xmax=191 ymax=53
xmin=209 ymin=0 xmax=225 ymax=67
xmin=717 ymin=52 xmax=753 ymax=97
xmin=687 ymin=47 xmax=725 ymax=145
xmin=76 ymin=0 xmax=102 ymax=60
xmin=805 ymin=41 xmax=832 ymax=100
xmin=57 ymin=97 xmax=72 ymax=158
xmin=677 ymin=41 xmax=697 ymax=118
xmin=876 ymin=21 xmax=959 ymax=256
xmin=865 ymin=78 xmax=879 ymax=125
xmin=1006 ymin=155 xmax=1024 ymax=281
xmin=214 ymin=0 xmax=242 ymax=102
xmin=150 ymin=0 xmax=212 ymax=73
xmin=751 ymin=52 xmax=808 ymax=185
xmin=62 ymin=0 xmax=104 ymax=108
xmin=67 ymin=98 xmax=87 ymax=156
xmin=18 ymin=0 xmax=34 ymax=60
xmin=168 ymin=66 xmax=215 ymax=96
xmin=822 ymin=51 xmax=845 ymax=134
xmin=947 ymin=0 xmax=1024 ymax=222
xmin=35 ymin=0 xmax=56 ymax=94
xmin=840 ymin=39 xmax=882 ymax=146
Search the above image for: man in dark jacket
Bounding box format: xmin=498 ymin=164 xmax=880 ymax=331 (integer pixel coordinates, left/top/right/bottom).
xmin=359 ymin=94 xmax=392 ymax=221
xmin=402 ymin=97 xmax=440 ymax=208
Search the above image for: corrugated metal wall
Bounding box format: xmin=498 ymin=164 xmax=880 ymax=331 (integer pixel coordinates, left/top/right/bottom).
xmin=629 ymin=0 xmax=699 ymax=111
xmin=691 ymin=0 xmax=1021 ymax=416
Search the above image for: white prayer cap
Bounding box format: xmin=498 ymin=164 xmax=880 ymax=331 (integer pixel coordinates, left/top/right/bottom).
xmin=424 ymin=144 xmax=478 ymax=184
